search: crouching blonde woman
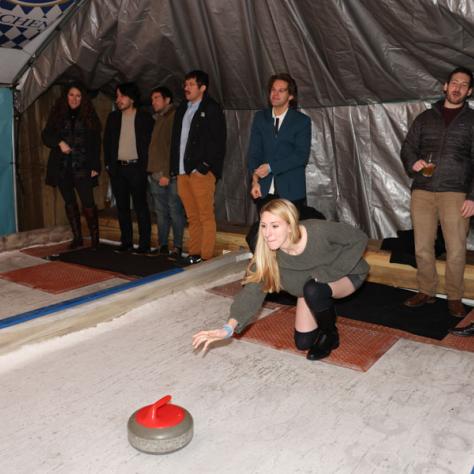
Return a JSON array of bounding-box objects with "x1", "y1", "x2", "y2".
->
[{"x1": 193, "y1": 199, "x2": 370, "y2": 361}]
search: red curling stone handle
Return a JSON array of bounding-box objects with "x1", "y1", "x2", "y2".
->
[
  {"x1": 135, "y1": 395, "x2": 185, "y2": 429},
  {"x1": 151, "y1": 395, "x2": 172, "y2": 419}
]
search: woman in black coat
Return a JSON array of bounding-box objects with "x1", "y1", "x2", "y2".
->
[{"x1": 42, "y1": 83, "x2": 102, "y2": 249}]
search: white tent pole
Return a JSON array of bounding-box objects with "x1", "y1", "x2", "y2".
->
[{"x1": 12, "y1": 0, "x2": 89, "y2": 87}]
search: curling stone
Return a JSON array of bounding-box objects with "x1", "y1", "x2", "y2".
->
[{"x1": 127, "y1": 395, "x2": 193, "y2": 454}]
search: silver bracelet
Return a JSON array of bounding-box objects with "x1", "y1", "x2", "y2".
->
[{"x1": 222, "y1": 324, "x2": 234, "y2": 339}]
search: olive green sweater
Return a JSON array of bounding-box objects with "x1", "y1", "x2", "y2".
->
[{"x1": 230, "y1": 219, "x2": 370, "y2": 333}]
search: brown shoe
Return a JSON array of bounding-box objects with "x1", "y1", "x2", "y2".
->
[
  {"x1": 404, "y1": 292, "x2": 436, "y2": 307},
  {"x1": 447, "y1": 300, "x2": 466, "y2": 318}
]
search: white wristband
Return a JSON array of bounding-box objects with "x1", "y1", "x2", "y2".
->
[{"x1": 222, "y1": 324, "x2": 234, "y2": 339}]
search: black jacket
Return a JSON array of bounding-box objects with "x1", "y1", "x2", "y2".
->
[
  {"x1": 103, "y1": 109, "x2": 154, "y2": 175},
  {"x1": 401, "y1": 100, "x2": 474, "y2": 200},
  {"x1": 42, "y1": 114, "x2": 101, "y2": 187},
  {"x1": 170, "y1": 95, "x2": 226, "y2": 179}
]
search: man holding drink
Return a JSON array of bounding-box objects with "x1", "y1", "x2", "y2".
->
[
  {"x1": 420, "y1": 153, "x2": 435, "y2": 177},
  {"x1": 401, "y1": 66, "x2": 474, "y2": 320}
]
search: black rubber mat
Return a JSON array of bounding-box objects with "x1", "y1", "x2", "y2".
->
[
  {"x1": 335, "y1": 282, "x2": 466, "y2": 340},
  {"x1": 265, "y1": 282, "x2": 466, "y2": 340},
  {"x1": 47, "y1": 244, "x2": 187, "y2": 278}
]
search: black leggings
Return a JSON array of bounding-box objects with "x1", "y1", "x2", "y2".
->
[
  {"x1": 303, "y1": 279, "x2": 333, "y2": 313},
  {"x1": 294, "y1": 280, "x2": 335, "y2": 350},
  {"x1": 58, "y1": 171, "x2": 95, "y2": 208}
]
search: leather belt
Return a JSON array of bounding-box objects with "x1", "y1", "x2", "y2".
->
[{"x1": 119, "y1": 159, "x2": 139, "y2": 166}]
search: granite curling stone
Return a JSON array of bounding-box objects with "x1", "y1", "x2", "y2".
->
[{"x1": 128, "y1": 395, "x2": 193, "y2": 454}]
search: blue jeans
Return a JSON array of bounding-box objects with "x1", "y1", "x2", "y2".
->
[{"x1": 148, "y1": 176, "x2": 186, "y2": 248}]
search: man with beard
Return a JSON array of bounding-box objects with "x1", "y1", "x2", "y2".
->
[
  {"x1": 401, "y1": 66, "x2": 474, "y2": 325},
  {"x1": 148, "y1": 86, "x2": 186, "y2": 259},
  {"x1": 104, "y1": 83, "x2": 154, "y2": 253}
]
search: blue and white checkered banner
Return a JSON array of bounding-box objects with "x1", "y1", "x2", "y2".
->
[{"x1": 0, "y1": 0, "x2": 76, "y2": 49}]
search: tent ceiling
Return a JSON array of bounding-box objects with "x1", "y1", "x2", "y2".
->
[{"x1": 4, "y1": 0, "x2": 472, "y2": 112}]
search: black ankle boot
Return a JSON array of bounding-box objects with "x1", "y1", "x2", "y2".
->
[
  {"x1": 65, "y1": 203, "x2": 83, "y2": 249},
  {"x1": 306, "y1": 329, "x2": 339, "y2": 360},
  {"x1": 306, "y1": 305, "x2": 339, "y2": 361},
  {"x1": 83, "y1": 206, "x2": 99, "y2": 249}
]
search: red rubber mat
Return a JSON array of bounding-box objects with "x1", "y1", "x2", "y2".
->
[
  {"x1": 211, "y1": 280, "x2": 474, "y2": 371},
  {"x1": 0, "y1": 261, "x2": 116, "y2": 294},
  {"x1": 21, "y1": 243, "x2": 73, "y2": 258},
  {"x1": 234, "y1": 307, "x2": 399, "y2": 372}
]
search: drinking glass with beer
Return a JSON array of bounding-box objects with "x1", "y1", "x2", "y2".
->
[{"x1": 422, "y1": 152, "x2": 436, "y2": 177}]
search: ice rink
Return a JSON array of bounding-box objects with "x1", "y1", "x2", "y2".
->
[{"x1": 0, "y1": 257, "x2": 473, "y2": 474}]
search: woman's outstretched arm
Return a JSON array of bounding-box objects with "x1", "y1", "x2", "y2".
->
[{"x1": 192, "y1": 318, "x2": 239, "y2": 354}]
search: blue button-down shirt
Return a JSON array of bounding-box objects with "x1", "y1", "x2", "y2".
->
[{"x1": 179, "y1": 100, "x2": 201, "y2": 174}]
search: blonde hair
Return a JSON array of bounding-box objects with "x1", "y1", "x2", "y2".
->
[{"x1": 244, "y1": 199, "x2": 301, "y2": 292}]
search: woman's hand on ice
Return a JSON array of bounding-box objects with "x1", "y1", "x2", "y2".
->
[{"x1": 192, "y1": 328, "x2": 229, "y2": 354}]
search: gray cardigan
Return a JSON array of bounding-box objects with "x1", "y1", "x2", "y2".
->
[{"x1": 230, "y1": 219, "x2": 370, "y2": 333}]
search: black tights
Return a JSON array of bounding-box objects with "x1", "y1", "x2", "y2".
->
[
  {"x1": 303, "y1": 279, "x2": 333, "y2": 313},
  {"x1": 294, "y1": 280, "x2": 336, "y2": 350},
  {"x1": 58, "y1": 172, "x2": 95, "y2": 208}
]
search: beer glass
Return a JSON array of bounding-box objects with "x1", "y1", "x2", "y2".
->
[{"x1": 422, "y1": 153, "x2": 436, "y2": 177}]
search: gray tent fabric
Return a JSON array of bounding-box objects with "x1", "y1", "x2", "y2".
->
[
  {"x1": 6, "y1": 0, "x2": 474, "y2": 239},
  {"x1": 16, "y1": 0, "x2": 473, "y2": 109},
  {"x1": 215, "y1": 101, "x2": 430, "y2": 238}
]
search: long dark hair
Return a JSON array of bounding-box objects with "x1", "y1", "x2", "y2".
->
[{"x1": 48, "y1": 82, "x2": 101, "y2": 131}]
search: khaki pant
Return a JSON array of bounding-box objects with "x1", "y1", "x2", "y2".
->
[
  {"x1": 178, "y1": 172, "x2": 216, "y2": 260},
  {"x1": 411, "y1": 190, "x2": 470, "y2": 299}
]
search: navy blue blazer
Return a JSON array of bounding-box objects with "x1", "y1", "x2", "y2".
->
[{"x1": 247, "y1": 108, "x2": 311, "y2": 202}]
